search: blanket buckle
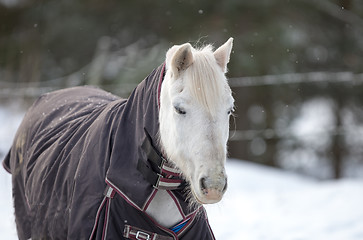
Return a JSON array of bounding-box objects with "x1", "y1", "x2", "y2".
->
[
  {"x1": 153, "y1": 173, "x2": 163, "y2": 189},
  {"x1": 136, "y1": 230, "x2": 150, "y2": 240}
]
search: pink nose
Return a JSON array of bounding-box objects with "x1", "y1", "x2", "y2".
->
[
  {"x1": 200, "y1": 176, "x2": 227, "y2": 200},
  {"x1": 202, "y1": 188, "x2": 223, "y2": 200}
]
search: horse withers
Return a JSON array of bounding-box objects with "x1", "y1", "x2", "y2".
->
[{"x1": 3, "y1": 38, "x2": 234, "y2": 240}]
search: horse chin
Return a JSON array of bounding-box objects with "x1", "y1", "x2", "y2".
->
[
  {"x1": 191, "y1": 188, "x2": 223, "y2": 205},
  {"x1": 196, "y1": 195, "x2": 223, "y2": 205}
]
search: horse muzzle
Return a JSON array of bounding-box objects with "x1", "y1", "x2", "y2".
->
[{"x1": 195, "y1": 173, "x2": 227, "y2": 204}]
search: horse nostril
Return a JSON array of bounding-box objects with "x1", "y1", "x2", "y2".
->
[
  {"x1": 200, "y1": 177, "x2": 207, "y2": 193},
  {"x1": 222, "y1": 179, "x2": 228, "y2": 192},
  {"x1": 200, "y1": 176, "x2": 227, "y2": 195}
]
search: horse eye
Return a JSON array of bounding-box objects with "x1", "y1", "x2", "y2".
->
[{"x1": 174, "y1": 106, "x2": 186, "y2": 115}]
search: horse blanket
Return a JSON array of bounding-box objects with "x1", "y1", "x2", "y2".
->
[{"x1": 3, "y1": 64, "x2": 215, "y2": 240}]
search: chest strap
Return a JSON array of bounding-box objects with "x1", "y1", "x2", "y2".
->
[
  {"x1": 137, "y1": 128, "x2": 186, "y2": 190},
  {"x1": 124, "y1": 225, "x2": 174, "y2": 240}
]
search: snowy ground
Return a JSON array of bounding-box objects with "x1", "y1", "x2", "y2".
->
[
  {"x1": 1, "y1": 104, "x2": 363, "y2": 240},
  {"x1": 206, "y1": 161, "x2": 363, "y2": 240}
]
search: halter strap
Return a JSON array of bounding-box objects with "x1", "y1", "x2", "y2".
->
[{"x1": 137, "y1": 128, "x2": 186, "y2": 190}]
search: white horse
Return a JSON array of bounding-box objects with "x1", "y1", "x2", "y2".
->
[
  {"x1": 147, "y1": 38, "x2": 234, "y2": 227},
  {"x1": 4, "y1": 38, "x2": 234, "y2": 239}
]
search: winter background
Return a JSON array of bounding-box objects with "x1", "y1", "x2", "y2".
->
[
  {"x1": 2, "y1": 0, "x2": 363, "y2": 239},
  {"x1": 1, "y1": 104, "x2": 363, "y2": 239}
]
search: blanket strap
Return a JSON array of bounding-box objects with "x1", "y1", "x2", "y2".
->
[
  {"x1": 137, "y1": 129, "x2": 186, "y2": 190},
  {"x1": 123, "y1": 225, "x2": 174, "y2": 240}
]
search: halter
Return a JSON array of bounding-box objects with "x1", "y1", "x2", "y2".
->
[{"x1": 137, "y1": 128, "x2": 186, "y2": 190}]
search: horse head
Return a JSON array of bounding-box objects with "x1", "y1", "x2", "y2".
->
[{"x1": 159, "y1": 38, "x2": 234, "y2": 204}]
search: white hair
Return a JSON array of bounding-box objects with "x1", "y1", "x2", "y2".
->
[{"x1": 184, "y1": 45, "x2": 229, "y2": 117}]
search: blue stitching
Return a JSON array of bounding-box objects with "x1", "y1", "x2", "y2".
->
[{"x1": 170, "y1": 219, "x2": 189, "y2": 233}]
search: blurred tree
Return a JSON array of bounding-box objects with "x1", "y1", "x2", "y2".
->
[
  {"x1": 1, "y1": 0, "x2": 363, "y2": 179},
  {"x1": 1, "y1": 0, "x2": 363, "y2": 83}
]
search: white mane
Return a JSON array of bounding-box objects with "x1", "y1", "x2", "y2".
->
[{"x1": 184, "y1": 45, "x2": 229, "y2": 116}]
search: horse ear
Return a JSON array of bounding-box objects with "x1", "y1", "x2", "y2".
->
[
  {"x1": 167, "y1": 43, "x2": 193, "y2": 77},
  {"x1": 214, "y1": 38, "x2": 233, "y2": 73}
]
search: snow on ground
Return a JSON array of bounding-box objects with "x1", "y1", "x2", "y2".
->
[
  {"x1": 206, "y1": 160, "x2": 363, "y2": 240},
  {"x1": 1, "y1": 104, "x2": 363, "y2": 240},
  {"x1": 0, "y1": 104, "x2": 24, "y2": 240}
]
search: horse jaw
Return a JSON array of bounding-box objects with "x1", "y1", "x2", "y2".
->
[{"x1": 159, "y1": 38, "x2": 233, "y2": 205}]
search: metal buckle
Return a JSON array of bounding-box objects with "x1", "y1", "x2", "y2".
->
[
  {"x1": 153, "y1": 173, "x2": 163, "y2": 189},
  {"x1": 136, "y1": 230, "x2": 150, "y2": 240},
  {"x1": 158, "y1": 156, "x2": 166, "y2": 172}
]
